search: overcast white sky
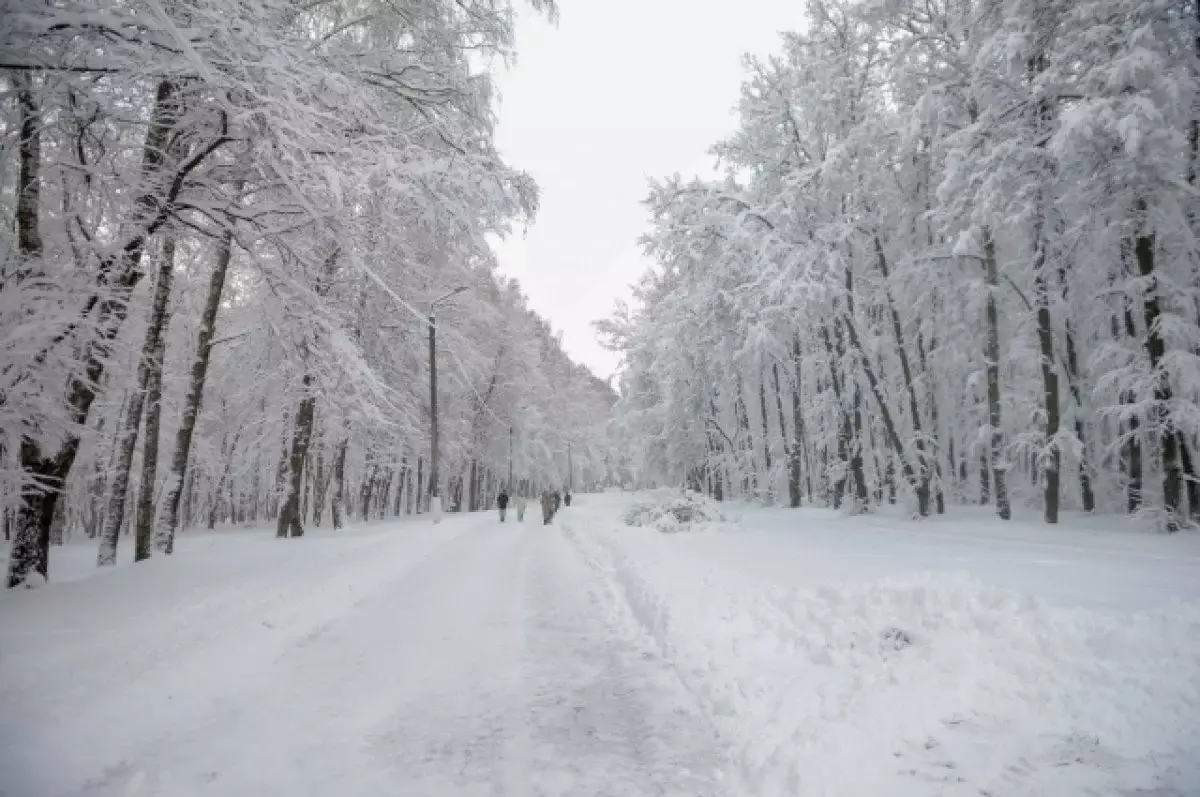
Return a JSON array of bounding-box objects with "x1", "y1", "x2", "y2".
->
[{"x1": 490, "y1": 0, "x2": 806, "y2": 384}]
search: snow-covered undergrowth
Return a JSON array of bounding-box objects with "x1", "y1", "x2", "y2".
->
[
  {"x1": 622, "y1": 489, "x2": 728, "y2": 532},
  {"x1": 568, "y1": 497, "x2": 1200, "y2": 796}
]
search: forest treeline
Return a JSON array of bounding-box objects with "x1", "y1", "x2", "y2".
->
[{"x1": 600, "y1": 0, "x2": 1200, "y2": 529}]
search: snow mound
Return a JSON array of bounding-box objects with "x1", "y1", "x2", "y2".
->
[
  {"x1": 623, "y1": 491, "x2": 726, "y2": 532},
  {"x1": 584, "y1": 531, "x2": 1200, "y2": 797},
  {"x1": 13, "y1": 571, "x2": 47, "y2": 590}
]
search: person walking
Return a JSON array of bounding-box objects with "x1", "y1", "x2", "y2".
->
[
  {"x1": 553, "y1": 490, "x2": 562, "y2": 513},
  {"x1": 497, "y1": 488, "x2": 509, "y2": 522},
  {"x1": 541, "y1": 489, "x2": 554, "y2": 525},
  {"x1": 515, "y1": 493, "x2": 527, "y2": 522},
  {"x1": 563, "y1": 490, "x2": 572, "y2": 507}
]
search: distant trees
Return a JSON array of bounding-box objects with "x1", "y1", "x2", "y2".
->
[{"x1": 604, "y1": 0, "x2": 1200, "y2": 529}]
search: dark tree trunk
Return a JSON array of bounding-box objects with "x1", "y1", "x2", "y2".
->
[
  {"x1": 1134, "y1": 205, "x2": 1183, "y2": 530},
  {"x1": 312, "y1": 445, "x2": 328, "y2": 527},
  {"x1": 850, "y1": 384, "x2": 869, "y2": 509},
  {"x1": 5, "y1": 77, "x2": 48, "y2": 585},
  {"x1": 758, "y1": 374, "x2": 773, "y2": 474},
  {"x1": 415, "y1": 456, "x2": 425, "y2": 514},
  {"x1": 132, "y1": 237, "x2": 176, "y2": 561},
  {"x1": 819, "y1": 325, "x2": 850, "y2": 509},
  {"x1": 872, "y1": 237, "x2": 930, "y2": 516},
  {"x1": 10, "y1": 79, "x2": 218, "y2": 586},
  {"x1": 359, "y1": 462, "x2": 378, "y2": 522},
  {"x1": 915, "y1": 327, "x2": 945, "y2": 515},
  {"x1": 468, "y1": 459, "x2": 479, "y2": 512},
  {"x1": 982, "y1": 230, "x2": 1010, "y2": 519},
  {"x1": 277, "y1": 376, "x2": 316, "y2": 538},
  {"x1": 154, "y1": 225, "x2": 235, "y2": 554},
  {"x1": 331, "y1": 436, "x2": 349, "y2": 528},
  {"x1": 772, "y1": 360, "x2": 801, "y2": 507},
  {"x1": 980, "y1": 452, "x2": 991, "y2": 505}
]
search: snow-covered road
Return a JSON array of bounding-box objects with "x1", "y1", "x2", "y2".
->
[
  {"x1": 3, "y1": 493, "x2": 1198, "y2": 797},
  {"x1": 0, "y1": 511, "x2": 728, "y2": 797}
]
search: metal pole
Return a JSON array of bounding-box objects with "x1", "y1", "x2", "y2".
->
[
  {"x1": 429, "y1": 312, "x2": 440, "y2": 519},
  {"x1": 508, "y1": 426, "x2": 514, "y2": 489},
  {"x1": 568, "y1": 441, "x2": 573, "y2": 492}
]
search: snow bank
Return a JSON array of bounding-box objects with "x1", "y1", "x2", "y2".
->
[
  {"x1": 622, "y1": 490, "x2": 728, "y2": 533},
  {"x1": 567, "y1": 499, "x2": 1200, "y2": 797}
]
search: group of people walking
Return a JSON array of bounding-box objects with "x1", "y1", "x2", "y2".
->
[{"x1": 495, "y1": 487, "x2": 571, "y2": 525}]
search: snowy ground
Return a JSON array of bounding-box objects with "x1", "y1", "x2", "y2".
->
[{"x1": 1, "y1": 494, "x2": 1198, "y2": 796}]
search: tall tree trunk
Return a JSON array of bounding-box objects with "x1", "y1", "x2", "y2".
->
[
  {"x1": 979, "y1": 452, "x2": 991, "y2": 505},
  {"x1": 819, "y1": 325, "x2": 850, "y2": 508},
  {"x1": 982, "y1": 230, "x2": 1011, "y2": 519},
  {"x1": 331, "y1": 436, "x2": 349, "y2": 528},
  {"x1": 850, "y1": 383, "x2": 869, "y2": 509},
  {"x1": 758, "y1": 373, "x2": 773, "y2": 475},
  {"x1": 132, "y1": 237, "x2": 176, "y2": 561},
  {"x1": 772, "y1": 360, "x2": 801, "y2": 507},
  {"x1": 13, "y1": 71, "x2": 43, "y2": 277},
  {"x1": 1134, "y1": 203, "x2": 1183, "y2": 531},
  {"x1": 415, "y1": 456, "x2": 424, "y2": 514},
  {"x1": 872, "y1": 237, "x2": 930, "y2": 516},
  {"x1": 915, "y1": 327, "x2": 945, "y2": 514},
  {"x1": 406, "y1": 460, "x2": 416, "y2": 515},
  {"x1": 1058, "y1": 258, "x2": 1095, "y2": 513},
  {"x1": 277, "y1": 375, "x2": 316, "y2": 539},
  {"x1": 98, "y1": 388, "x2": 151, "y2": 564},
  {"x1": 312, "y1": 445, "x2": 328, "y2": 527},
  {"x1": 359, "y1": 462, "x2": 378, "y2": 522},
  {"x1": 1035, "y1": 264, "x2": 1061, "y2": 525},
  {"x1": 5, "y1": 75, "x2": 52, "y2": 587},
  {"x1": 376, "y1": 468, "x2": 391, "y2": 516},
  {"x1": 154, "y1": 225, "x2": 234, "y2": 554},
  {"x1": 1028, "y1": 52, "x2": 1061, "y2": 524},
  {"x1": 468, "y1": 459, "x2": 479, "y2": 512},
  {"x1": 398, "y1": 460, "x2": 412, "y2": 516}
]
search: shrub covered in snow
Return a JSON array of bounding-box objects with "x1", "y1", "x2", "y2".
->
[{"x1": 623, "y1": 491, "x2": 726, "y2": 532}]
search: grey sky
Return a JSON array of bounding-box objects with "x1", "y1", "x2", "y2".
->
[{"x1": 491, "y1": 0, "x2": 805, "y2": 384}]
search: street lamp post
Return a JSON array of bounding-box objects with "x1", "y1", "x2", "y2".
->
[{"x1": 428, "y1": 286, "x2": 468, "y2": 522}]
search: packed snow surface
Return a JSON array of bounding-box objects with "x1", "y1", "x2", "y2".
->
[{"x1": 2, "y1": 494, "x2": 1198, "y2": 796}]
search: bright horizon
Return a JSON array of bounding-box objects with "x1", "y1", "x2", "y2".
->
[{"x1": 490, "y1": 0, "x2": 807, "y2": 385}]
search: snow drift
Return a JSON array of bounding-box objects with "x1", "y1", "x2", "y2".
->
[
  {"x1": 622, "y1": 490, "x2": 727, "y2": 533},
  {"x1": 568, "y1": 508, "x2": 1200, "y2": 797}
]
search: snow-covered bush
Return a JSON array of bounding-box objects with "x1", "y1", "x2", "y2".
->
[{"x1": 623, "y1": 491, "x2": 725, "y2": 533}]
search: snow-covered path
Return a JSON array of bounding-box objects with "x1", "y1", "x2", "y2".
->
[
  {"x1": 4, "y1": 493, "x2": 1199, "y2": 797},
  {"x1": 0, "y1": 513, "x2": 727, "y2": 797}
]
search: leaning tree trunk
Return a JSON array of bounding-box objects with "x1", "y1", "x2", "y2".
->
[
  {"x1": 96, "y1": 241, "x2": 173, "y2": 566},
  {"x1": 9, "y1": 79, "x2": 216, "y2": 587},
  {"x1": 1058, "y1": 247, "x2": 1096, "y2": 513},
  {"x1": 277, "y1": 375, "x2": 316, "y2": 538},
  {"x1": 837, "y1": 310, "x2": 921, "y2": 503},
  {"x1": 131, "y1": 236, "x2": 176, "y2": 561},
  {"x1": 872, "y1": 237, "x2": 930, "y2": 516},
  {"x1": 982, "y1": 230, "x2": 1011, "y2": 520},
  {"x1": 154, "y1": 226, "x2": 234, "y2": 554}
]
